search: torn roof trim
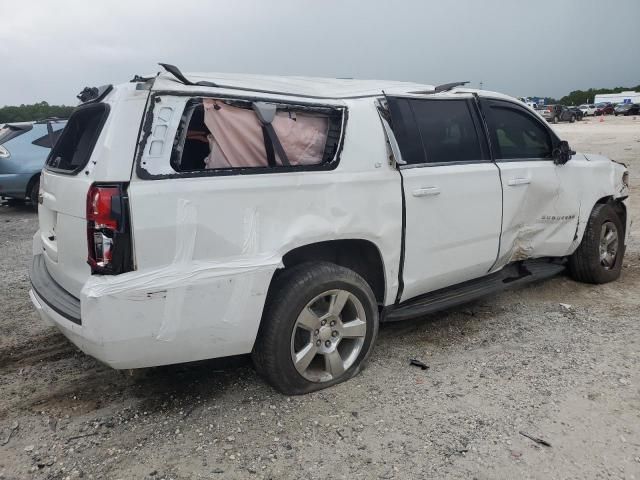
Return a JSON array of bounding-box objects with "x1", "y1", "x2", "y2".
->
[
  {"x1": 151, "y1": 71, "x2": 435, "y2": 100},
  {"x1": 148, "y1": 73, "x2": 518, "y2": 105}
]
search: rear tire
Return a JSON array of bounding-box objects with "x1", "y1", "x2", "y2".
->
[
  {"x1": 4, "y1": 198, "x2": 25, "y2": 207},
  {"x1": 28, "y1": 178, "x2": 40, "y2": 210},
  {"x1": 253, "y1": 262, "x2": 379, "y2": 395},
  {"x1": 569, "y1": 203, "x2": 625, "y2": 284}
]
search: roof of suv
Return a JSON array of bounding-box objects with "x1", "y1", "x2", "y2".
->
[
  {"x1": 147, "y1": 70, "x2": 519, "y2": 105},
  {"x1": 152, "y1": 71, "x2": 436, "y2": 99}
]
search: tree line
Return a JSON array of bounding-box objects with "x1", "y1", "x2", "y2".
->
[
  {"x1": 558, "y1": 84, "x2": 640, "y2": 106},
  {"x1": 0, "y1": 101, "x2": 75, "y2": 123}
]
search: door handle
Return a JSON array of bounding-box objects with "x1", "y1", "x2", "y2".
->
[
  {"x1": 507, "y1": 177, "x2": 531, "y2": 186},
  {"x1": 412, "y1": 186, "x2": 441, "y2": 197}
]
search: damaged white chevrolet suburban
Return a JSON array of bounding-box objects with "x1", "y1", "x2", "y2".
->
[{"x1": 29, "y1": 65, "x2": 630, "y2": 394}]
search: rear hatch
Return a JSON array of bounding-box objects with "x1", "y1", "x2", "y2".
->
[
  {"x1": 37, "y1": 83, "x2": 150, "y2": 297},
  {"x1": 0, "y1": 123, "x2": 34, "y2": 160},
  {"x1": 0, "y1": 122, "x2": 33, "y2": 145}
]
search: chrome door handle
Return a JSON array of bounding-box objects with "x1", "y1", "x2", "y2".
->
[
  {"x1": 412, "y1": 186, "x2": 441, "y2": 197},
  {"x1": 507, "y1": 177, "x2": 531, "y2": 186}
]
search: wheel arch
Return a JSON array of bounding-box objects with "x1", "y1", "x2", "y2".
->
[
  {"x1": 277, "y1": 239, "x2": 387, "y2": 306},
  {"x1": 574, "y1": 195, "x2": 628, "y2": 251},
  {"x1": 594, "y1": 195, "x2": 627, "y2": 234},
  {"x1": 25, "y1": 172, "x2": 41, "y2": 200}
]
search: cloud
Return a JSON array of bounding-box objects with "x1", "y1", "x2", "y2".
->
[{"x1": 1, "y1": 0, "x2": 639, "y2": 106}]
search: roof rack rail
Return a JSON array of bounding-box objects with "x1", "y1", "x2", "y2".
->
[
  {"x1": 159, "y1": 63, "x2": 219, "y2": 88},
  {"x1": 409, "y1": 81, "x2": 470, "y2": 95},
  {"x1": 434, "y1": 81, "x2": 470, "y2": 93}
]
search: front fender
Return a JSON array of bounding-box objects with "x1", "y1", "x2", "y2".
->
[{"x1": 569, "y1": 154, "x2": 629, "y2": 252}]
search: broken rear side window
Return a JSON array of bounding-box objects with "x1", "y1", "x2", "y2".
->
[
  {"x1": 171, "y1": 98, "x2": 343, "y2": 173},
  {"x1": 46, "y1": 103, "x2": 109, "y2": 174}
]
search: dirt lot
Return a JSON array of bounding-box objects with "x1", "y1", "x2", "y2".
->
[{"x1": 1, "y1": 115, "x2": 639, "y2": 480}]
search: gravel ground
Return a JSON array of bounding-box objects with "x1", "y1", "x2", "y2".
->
[{"x1": 0, "y1": 115, "x2": 639, "y2": 480}]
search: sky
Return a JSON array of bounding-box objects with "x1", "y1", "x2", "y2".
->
[{"x1": 1, "y1": 0, "x2": 639, "y2": 106}]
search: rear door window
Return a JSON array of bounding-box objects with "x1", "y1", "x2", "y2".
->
[
  {"x1": 46, "y1": 104, "x2": 109, "y2": 174},
  {"x1": 386, "y1": 97, "x2": 488, "y2": 165}
]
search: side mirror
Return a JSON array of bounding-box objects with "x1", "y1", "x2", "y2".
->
[{"x1": 553, "y1": 140, "x2": 575, "y2": 165}]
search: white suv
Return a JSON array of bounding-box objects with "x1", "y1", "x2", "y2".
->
[
  {"x1": 579, "y1": 104, "x2": 597, "y2": 116},
  {"x1": 29, "y1": 65, "x2": 630, "y2": 394}
]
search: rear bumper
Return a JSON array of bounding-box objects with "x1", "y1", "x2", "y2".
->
[
  {"x1": 30, "y1": 254, "x2": 81, "y2": 324},
  {"x1": 29, "y1": 252, "x2": 279, "y2": 369}
]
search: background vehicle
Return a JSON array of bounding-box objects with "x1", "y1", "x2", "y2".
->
[
  {"x1": 595, "y1": 103, "x2": 614, "y2": 115},
  {"x1": 538, "y1": 104, "x2": 577, "y2": 123},
  {"x1": 614, "y1": 103, "x2": 640, "y2": 116},
  {"x1": 29, "y1": 68, "x2": 629, "y2": 395},
  {"x1": 567, "y1": 106, "x2": 584, "y2": 120},
  {"x1": 0, "y1": 118, "x2": 66, "y2": 205},
  {"x1": 579, "y1": 104, "x2": 597, "y2": 116}
]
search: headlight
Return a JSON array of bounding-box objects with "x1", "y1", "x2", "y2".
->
[
  {"x1": 0, "y1": 145, "x2": 9, "y2": 158},
  {"x1": 622, "y1": 171, "x2": 629, "y2": 188}
]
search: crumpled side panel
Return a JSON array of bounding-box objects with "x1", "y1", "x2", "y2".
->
[{"x1": 80, "y1": 199, "x2": 282, "y2": 355}]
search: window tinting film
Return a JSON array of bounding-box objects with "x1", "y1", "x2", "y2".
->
[
  {"x1": 409, "y1": 99, "x2": 484, "y2": 163},
  {"x1": 46, "y1": 104, "x2": 109, "y2": 173},
  {"x1": 386, "y1": 97, "x2": 425, "y2": 165},
  {"x1": 488, "y1": 104, "x2": 552, "y2": 159}
]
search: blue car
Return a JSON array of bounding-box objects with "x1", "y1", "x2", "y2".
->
[{"x1": 0, "y1": 118, "x2": 67, "y2": 206}]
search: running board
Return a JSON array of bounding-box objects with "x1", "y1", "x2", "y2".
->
[{"x1": 383, "y1": 259, "x2": 565, "y2": 322}]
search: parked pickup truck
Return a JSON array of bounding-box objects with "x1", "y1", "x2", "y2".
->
[{"x1": 29, "y1": 65, "x2": 630, "y2": 394}]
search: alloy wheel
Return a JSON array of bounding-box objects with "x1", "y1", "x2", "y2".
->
[{"x1": 290, "y1": 289, "x2": 367, "y2": 383}]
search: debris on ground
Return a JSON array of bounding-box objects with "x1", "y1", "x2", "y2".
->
[
  {"x1": 1, "y1": 421, "x2": 19, "y2": 446},
  {"x1": 409, "y1": 358, "x2": 429, "y2": 370},
  {"x1": 519, "y1": 430, "x2": 552, "y2": 447}
]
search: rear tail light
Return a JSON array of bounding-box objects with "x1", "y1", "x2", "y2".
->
[
  {"x1": 0, "y1": 145, "x2": 10, "y2": 158},
  {"x1": 86, "y1": 183, "x2": 133, "y2": 275}
]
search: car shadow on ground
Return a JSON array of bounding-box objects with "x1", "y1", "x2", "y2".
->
[{"x1": 0, "y1": 199, "x2": 37, "y2": 213}]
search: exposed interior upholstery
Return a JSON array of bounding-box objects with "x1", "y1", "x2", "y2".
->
[{"x1": 178, "y1": 99, "x2": 330, "y2": 170}]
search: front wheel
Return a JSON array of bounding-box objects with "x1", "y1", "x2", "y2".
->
[
  {"x1": 570, "y1": 115, "x2": 576, "y2": 123},
  {"x1": 553, "y1": 115, "x2": 559, "y2": 124},
  {"x1": 253, "y1": 262, "x2": 379, "y2": 394},
  {"x1": 569, "y1": 203, "x2": 625, "y2": 284}
]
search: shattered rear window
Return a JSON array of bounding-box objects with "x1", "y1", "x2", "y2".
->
[{"x1": 171, "y1": 98, "x2": 343, "y2": 173}]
